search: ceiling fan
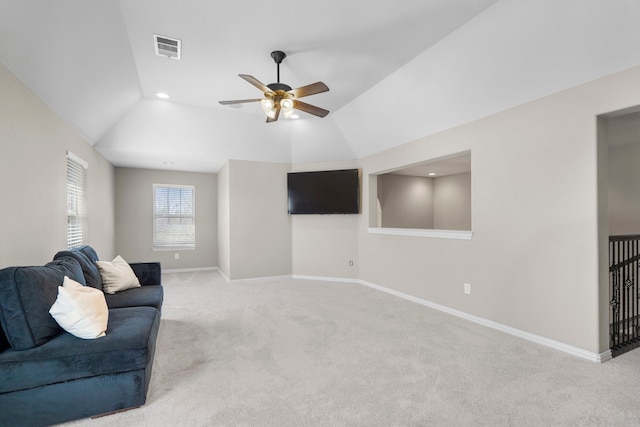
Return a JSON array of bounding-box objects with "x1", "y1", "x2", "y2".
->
[{"x1": 219, "y1": 50, "x2": 329, "y2": 123}]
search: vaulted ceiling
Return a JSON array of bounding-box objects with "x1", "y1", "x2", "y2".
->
[{"x1": 2, "y1": 1, "x2": 640, "y2": 173}]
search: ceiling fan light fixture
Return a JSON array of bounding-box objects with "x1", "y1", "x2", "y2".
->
[
  {"x1": 281, "y1": 98, "x2": 294, "y2": 110},
  {"x1": 261, "y1": 98, "x2": 276, "y2": 117},
  {"x1": 281, "y1": 98, "x2": 295, "y2": 118}
]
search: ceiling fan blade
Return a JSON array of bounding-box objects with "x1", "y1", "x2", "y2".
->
[
  {"x1": 218, "y1": 98, "x2": 262, "y2": 105},
  {"x1": 266, "y1": 104, "x2": 281, "y2": 123},
  {"x1": 288, "y1": 81, "x2": 329, "y2": 99},
  {"x1": 239, "y1": 74, "x2": 273, "y2": 94},
  {"x1": 294, "y1": 100, "x2": 329, "y2": 118}
]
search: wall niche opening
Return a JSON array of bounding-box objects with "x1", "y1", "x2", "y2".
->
[{"x1": 369, "y1": 151, "x2": 471, "y2": 236}]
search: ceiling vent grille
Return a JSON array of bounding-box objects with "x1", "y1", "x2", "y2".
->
[{"x1": 154, "y1": 34, "x2": 181, "y2": 60}]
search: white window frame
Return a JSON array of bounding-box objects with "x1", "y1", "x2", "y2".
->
[
  {"x1": 66, "y1": 151, "x2": 88, "y2": 249},
  {"x1": 153, "y1": 184, "x2": 196, "y2": 251}
]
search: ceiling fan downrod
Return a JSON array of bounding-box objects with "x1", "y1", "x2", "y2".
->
[
  {"x1": 267, "y1": 51, "x2": 291, "y2": 92},
  {"x1": 271, "y1": 50, "x2": 286, "y2": 83}
]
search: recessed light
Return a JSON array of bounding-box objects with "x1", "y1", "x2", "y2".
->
[
  {"x1": 156, "y1": 92, "x2": 170, "y2": 99},
  {"x1": 163, "y1": 161, "x2": 175, "y2": 165},
  {"x1": 428, "y1": 172, "x2": 436, "y2": 176}
]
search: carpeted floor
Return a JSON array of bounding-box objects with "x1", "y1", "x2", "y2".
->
[{"x1": 64, "y1": 271, "x2": 640, "y2": 426}]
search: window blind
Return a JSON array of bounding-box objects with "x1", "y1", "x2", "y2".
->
[
  {"x1": 153, "y1": 184, "x2": 195, "y2": 249},
  {"x1": 66, "y1": 152, "x2": 88, "y2": 249}
]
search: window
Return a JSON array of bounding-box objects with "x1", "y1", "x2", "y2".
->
[
  {"x1": 153, "y1": 184, "x2": 195, "y2": 250},
  {"x1": 67, "y1": 151, "x2": 88, "y2": 249}
]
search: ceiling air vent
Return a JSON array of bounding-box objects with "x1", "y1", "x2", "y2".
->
[{"x1": 154, "y1": 34, "x2": 181, "y2": 60}]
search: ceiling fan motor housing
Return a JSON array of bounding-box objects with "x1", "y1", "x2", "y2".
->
[{"x1": 267, "y1": 82, "x2": 292, "y2": 92}]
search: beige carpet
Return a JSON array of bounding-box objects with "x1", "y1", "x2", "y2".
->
[{"x1": 64, "y1": 271, "x2": 640, "y2": 426}]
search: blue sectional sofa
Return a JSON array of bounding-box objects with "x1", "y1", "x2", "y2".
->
[{"x1": 0, "y1": 246, "x2": 163, "y2": 426}]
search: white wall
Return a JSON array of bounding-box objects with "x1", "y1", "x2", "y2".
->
[
  {"x1": 355, "y1": 66, "x2": 640, "y2": 355},
  {"x1": 0, "y1": 63, "x2": 114, "y2": 267},
  {"x1": 114, "y1": 167, "x2": 218, "y2": 269}
]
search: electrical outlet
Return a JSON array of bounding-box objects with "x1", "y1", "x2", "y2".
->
[
  {"x1": 349, "y1": 260, "x2": 354, "y2": 267},
  {"x1": 464, "y1": 283, "x2": 471, "y2": 295},
  {"x1": 174, "y1": 253, "x2": 180, "y2": 260}
]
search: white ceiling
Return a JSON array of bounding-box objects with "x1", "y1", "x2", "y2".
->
[{"x1": 2, "y1": 1, "x2": 640, "y2": 173}]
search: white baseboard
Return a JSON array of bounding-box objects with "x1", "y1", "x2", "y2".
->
[
  {"x1": 162, "y1": 266, "x2": 218, "y2": 274},
  {"x1": 292, "y1": 274, "x2": 360, "y2": 284},
  {"x1": 228, "y1": 274, "x2": 293, "y2": 284},
  {"x1": 294, "y1": 274, "x2": 611, "y2": 363}
]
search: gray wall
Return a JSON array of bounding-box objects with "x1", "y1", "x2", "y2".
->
[
  {"x1": 608, "y1": 142, "x2": 640, "y2": 235},
  {"x1": 291, "y1": 160, "x2": 360, "y2": 280},
  {"x1": 378, "y1": 174, "x2": 434, "y2": 229},
  {"x1": 217, "y1": 162, "x2": 230, "y2": 278},
  {"x1": 223, "y1": 159, "x2": 292, "y2": 280},
  {"x1": 0, "y1": 63, "x2": 115, "y2": 267},
  {"x1": 377, "y1": 172, "x2": 471, "y2": 230},
  {"x1": 434, "y1": 172, "x2": 472, "y2": 230},
  {"x1": 114, "y1": 167, "x2": 218, "y2": 270}
]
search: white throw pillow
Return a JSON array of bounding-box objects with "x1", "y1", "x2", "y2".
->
[
  {"x1": 96, "y1": 255, "x2": 141, "y2": 294},
  {"x1": 49, "y1": 276, "x2": 108, "y2": 339}
]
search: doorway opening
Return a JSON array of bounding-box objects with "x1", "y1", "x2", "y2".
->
[{"x1": 599, "y1": 107, "x2": 640, "y2": 356}]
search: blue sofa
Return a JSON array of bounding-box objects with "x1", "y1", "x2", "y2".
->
[{"x1": 0, "y1": 246, "x2": 163, "y2": 426}]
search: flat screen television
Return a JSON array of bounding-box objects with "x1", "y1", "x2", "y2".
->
[{"x1": 287, "y1": 169, "x2": 360, "y2": 214}]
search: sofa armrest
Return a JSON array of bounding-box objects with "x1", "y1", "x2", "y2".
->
[{"x1": 129, "y1": 262, "x2": 162, "y2": 286}]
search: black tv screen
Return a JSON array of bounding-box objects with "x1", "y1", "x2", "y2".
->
[{"x1": 288, "y1": 169, "x2": 360, "y2": 214}]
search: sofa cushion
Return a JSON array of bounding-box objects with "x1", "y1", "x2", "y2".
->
[
  {"x1": 129, "y1": 262, "x2": 162, "y2": 286},
  {"x1": 0, "y1": 306, "x2": 160, "y2": 394},
  {"x1": 0, "y1": 257, "x2": 85, "y2": 350},
  {"x1": 53, "y1": 246, "x2": 102, "y2": 290},
  {"x1": 104, "y1": 285, "x2": 164, "y2": 312},
  {"x1": 49, "y1": 276, "x2": 109, "y2": 339},
  {"x1": 0, "y1": 327, "x2": 9, "y2": 352}
]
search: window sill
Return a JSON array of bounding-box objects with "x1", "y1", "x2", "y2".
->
[
  {"x1": 153, "y1": 247, "x2": 196, "y2": 251},
  {"x1": 367, "y1": 227, "x2": 472, "y2": 240}
]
